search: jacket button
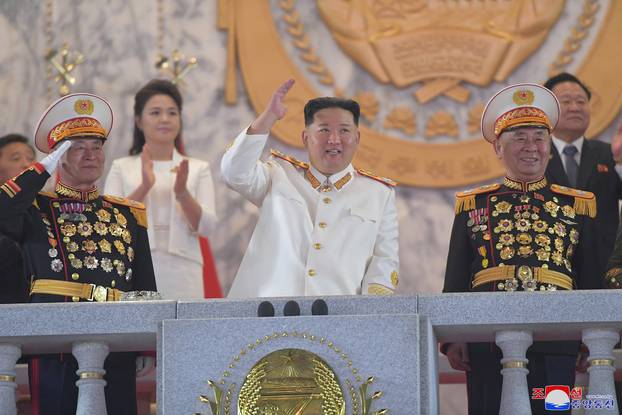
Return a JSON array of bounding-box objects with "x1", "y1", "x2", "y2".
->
[
  {"x1": 323, "y1": 197, "x2": 332, "y2": 204},
  {"x1": 318, "y1": 222, "x2": 327, "y2": 228},
  {"x1": 313, "y1": 243, "x2": 322, "y2": 250},
  {"x1": 308, "y1": 269, "x2": 316, "y2": 277}
]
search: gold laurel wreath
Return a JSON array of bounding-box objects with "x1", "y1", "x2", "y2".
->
[
  {"x1": 548, "y1": 0, "x2": 599, "y2": 76},
  {"x1": 237, "y1": 361, "x2": 269, "y2": 415},
  {"x1": 313, "y1": 357, "x2": 346, "y2": 415},
  {"x1": 279, "y1": 0, "x2": 334, "y2": 86}
]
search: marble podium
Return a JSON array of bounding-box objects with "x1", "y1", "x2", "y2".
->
[{"x1": 159, "y1": 296, "x2": 430, "y2": 414}]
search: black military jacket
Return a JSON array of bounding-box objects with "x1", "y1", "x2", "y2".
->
[
  {"x1": 547, "y1": 139, "x2": 622, "y2": 272},
  {"x1": 0, "y1": 163, "x2": 156, "y2": 302},
  {"x1": 443, "y1": 176, "x2": 602, "y2": 293}
]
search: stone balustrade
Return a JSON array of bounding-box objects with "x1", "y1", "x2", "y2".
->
[{"x1": 0, "y1": 291, "x2": 620, "y2": 414}]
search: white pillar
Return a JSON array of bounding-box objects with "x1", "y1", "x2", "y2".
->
[
  {"x1": 583, "y1": 328, "x2": 619, "y2": 415},
  {"x1": 0, "y1": 344, "x2": 21, "y2": 415},
  {"x1": 496, "y1": 330, "x2": 533, "y2": 415},
  {"x1": 73, "y1": 342, "x2": 109, "y2": 415}
]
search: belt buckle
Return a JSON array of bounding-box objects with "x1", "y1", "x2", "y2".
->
[
  {"x1": 88, "y1": 284, "x2": 108, "y2": 302},
  {"x1": 516, "y1": 265, "x2": 538, "y2": 291},
  {"x1": 516, "y1": 265, "x2": 533, "y2": 282}
]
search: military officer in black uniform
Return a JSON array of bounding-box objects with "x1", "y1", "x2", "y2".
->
[
  {"x1": 0, "y1": 93, "x2": 156, "y2": 415},
  {"x1": 442, "y1": 83, "x2": 602, "y2": 415},
  {"x1": 0, "y1": 133, "x2": 35, "y2": 304}
]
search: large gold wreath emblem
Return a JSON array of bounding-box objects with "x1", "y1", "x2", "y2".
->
[
  {"x1": 317, "y1": 0, "x2": 563, "y2": 102},
  {"x1": 196, "y1": 333, "x2": 388, "y2": 415},
  {"x1": 220, "y1": 0, "x2": 622, "y2": 187}
]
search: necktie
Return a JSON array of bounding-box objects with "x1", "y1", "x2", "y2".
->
[
  {"x1": 319, "y1": 177, "x2": 333, "y2": 193},
  {"x1": 562, "y1": 144, "x2": 579, "y2": 187}
]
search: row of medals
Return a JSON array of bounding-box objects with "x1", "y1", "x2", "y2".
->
[
  {"x1": 43, "y1": 204, "x2": 134, "y2": 285},
  {"x1": 469, "y1": 194, "x2": 580, "y2": 274}
]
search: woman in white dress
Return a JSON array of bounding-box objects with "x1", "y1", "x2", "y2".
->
[{"x1": 104, "y1": 79, "x2": 216, "y2": 299}]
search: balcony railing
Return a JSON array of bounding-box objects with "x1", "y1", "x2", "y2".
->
[{"x1": 0, "y1": 291, "x2": 619, "y2": 414}]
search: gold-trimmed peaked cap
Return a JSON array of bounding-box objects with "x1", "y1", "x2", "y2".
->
[
  {"x1": 481, "y1": 83, "x2": 559, "y2": 143},
  {"x1": 34, "y1": 93, "x2": 113, "y2": 153}
]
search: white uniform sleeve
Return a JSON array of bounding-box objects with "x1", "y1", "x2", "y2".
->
[
  {"x1": 220, "y1": 127, "x2": 272, "y2": 206},
  {"x1": 362, "y1": 188, "x2": 400, "y2": 295},
  {"x1": 103, "y1": 159, "x2": 126, "y2": 197},
  {"x1": 195, "y1": 161, "x2": 217, "y2": 236}
]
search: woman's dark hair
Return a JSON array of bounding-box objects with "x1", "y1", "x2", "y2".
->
[{"x1": 129, "y1": 79, "x2": 186, "y2": 155}]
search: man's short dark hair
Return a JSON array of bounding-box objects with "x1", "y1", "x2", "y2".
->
[
  {"x1": 304, "y1": 97, "x2": 360, "y2": 126},
  {"x1": 544, "y1": 72, "x2": 592, "y2": 101},
  {"x1": 0, "y1": 134, "x2": 34, "y2": 154}
]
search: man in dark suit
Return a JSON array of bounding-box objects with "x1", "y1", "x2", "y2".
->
[{"x1": 544, "y1": 73, "x2": 622, "y2": 271}]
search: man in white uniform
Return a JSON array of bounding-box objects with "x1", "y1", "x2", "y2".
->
[{"x1": 222, "y1": 79, "x2": 399, "y2": 298}]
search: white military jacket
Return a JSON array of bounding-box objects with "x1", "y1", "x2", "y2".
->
[{"x1": 221, "y1": 129, "x2": 399, "y2": 298}]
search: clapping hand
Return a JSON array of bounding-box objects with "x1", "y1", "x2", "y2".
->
[
  {"x1": 140, "y1": 144, "x2": 156, "y2": 190},
  {"x1": 174, "y1": 159, "x2": 190, "y2": 200}
]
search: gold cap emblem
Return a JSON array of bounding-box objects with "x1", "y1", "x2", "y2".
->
[
  {"x1": 512, "y1": 90, "x2": 534, "y2": 105},
  {"x1": 74, "y1": 99, "x2": 94, "y2": 115}
]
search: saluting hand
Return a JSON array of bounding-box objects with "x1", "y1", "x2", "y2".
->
[
  {"x1": 173, "y1": 158, "x2": 190, "y2": 200},
  {"x1": 40, "y1": 140, "x2": 73, "y2": 174},
  {"x1": 248, "y1": 79, "x2": 295, "y2": 135}
]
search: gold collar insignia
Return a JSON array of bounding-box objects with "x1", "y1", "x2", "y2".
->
[
  {"x1": 55, "y1": 181, "x2": 99, "y2": 201},
  {"x1": 503, "y1": 176, "x2": 547, "y2": 192}
]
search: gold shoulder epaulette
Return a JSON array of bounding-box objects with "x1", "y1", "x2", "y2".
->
[
  {"x1": 455, "y1": 183, "x2": 500, "y2": 214},
  {"x1": 103, "y1": 195, "x2": 146, "y2": 210},
  {"x1": 38, "y1": 191, "x2": 58, "y2": 199},
  {"x1": 356, "y1": 168, "x2": 397, "y2": 187},
  {"x1": 104, "y1": 195, "x2": 148, "y2": 228},
  {"x1": 33, "y1": 191, "x2": 58, "y2": 209},
  {"x1": 550, "y1": 184, "x2": 596, "y2": 218},
  {"x1": 270, "y1": 149, "x2": 308, "y2": 169}
]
